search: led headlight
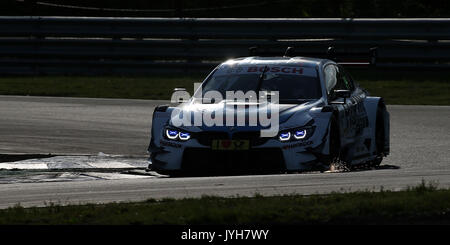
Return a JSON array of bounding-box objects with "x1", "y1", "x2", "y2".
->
[
  {"x1": 179, "y1": 132, "x2": 191, "y2": 141},
  {"x1": 294, "y1": 129, "x2": 307, "y2": 139},
  {"x1": 278, "y1": 127, "x2": 313, "y2": 142},
  {"x1": 165, "y1": 129, "x2": 179, "y2": 140},
  {"x1": 279, "y1": 132, "x2": 291, "y2": 141}
]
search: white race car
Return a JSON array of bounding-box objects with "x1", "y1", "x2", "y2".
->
[{"x1": 148, "y1": 49, "x2": 389, "y2": 176}]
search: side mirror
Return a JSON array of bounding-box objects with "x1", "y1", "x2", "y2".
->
[
  {"x1": 172, "y1": 87, "x2": 188, "y2": 103},
  {"x1": 331, "y1": 89, "x2": 351, "y2": 104},
  {"x1": 174, "y1": 87, "x2": 186, "y2": 92},
  {"x1": 334, "y1": 90, "x2": 351, "y2": 98}
]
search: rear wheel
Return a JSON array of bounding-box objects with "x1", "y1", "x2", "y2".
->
[{"x1": 372, "y1": 105, "x2": 386, "y2": 167}]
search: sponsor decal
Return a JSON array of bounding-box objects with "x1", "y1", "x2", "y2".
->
[
  {"x1": 211, "y1": 139, "x2": 250, "y2": 150},
  {"x1": 160, "y1": 139, "x2": 182, "y2": 148},
  {"x1": 282, "y1": 140, "x2": 313, "y2": 149},
  {"x1": 215, "y1": 65, "x2": 317, "y2": 77},
  {"x1": 247, "y1": 66, "x2": 303, "y2": 75}
]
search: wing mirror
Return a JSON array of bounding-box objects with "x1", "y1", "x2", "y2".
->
[
  {"x1": 172, "y1": 88, "x2": 188, "y2": 103},
  {"x1": 174, "y1": 87, "x2": 186, "y2": 92},
  {"x1": 331, "y1": 89, "x2": 351, "y2": 104},
  {"x1": 334, "y1": 90, "x2": 351, "y2": 98}
]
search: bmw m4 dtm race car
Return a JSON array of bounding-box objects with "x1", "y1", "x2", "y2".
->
[{"x1": 148, "y1": 47, "x2": 390, "y2": 176}]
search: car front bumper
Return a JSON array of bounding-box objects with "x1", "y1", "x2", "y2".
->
[{"x1": 149, "y1": 128, "x2": 330, "y2": 172}]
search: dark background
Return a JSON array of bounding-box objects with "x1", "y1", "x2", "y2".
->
[{"x1": 2, "y1": 0, "x2": 450, "y2": 18}]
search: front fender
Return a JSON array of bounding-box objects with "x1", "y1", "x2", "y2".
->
[
  {"x1": 364, "y1": 96, "x2": 390, "y2": 155},
  {"x1": 148, "y1": 105, "x2": 173, "y2": 153}
]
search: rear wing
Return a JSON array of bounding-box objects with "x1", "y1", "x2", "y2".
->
[
  {"x1": 249, "y1": 46, "x2": 378, "y2": 67},
  {"x1": 326, "y1": 46, "x2": 378, "y2": 67}
]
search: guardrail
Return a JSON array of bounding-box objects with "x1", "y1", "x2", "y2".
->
[{"x1": 0, "y1": 17, "x2": 449, "y2": 75}]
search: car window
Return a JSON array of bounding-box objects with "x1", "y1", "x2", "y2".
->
[
  {"x1": 337, "y1": 66, "x2": 355, "y2": 91},
  {"x1": 325, "y1": 64, "x2": 356, "y2": 98},
  {"x1": 260, "y1": 74, "x2": 322, "y2": 102},
  {"x1": 324, "y1": 64, "x2": 337, "y2": 95},
  {"x1": 200, "y1": 65, "x2": 322, "y2": 103}
]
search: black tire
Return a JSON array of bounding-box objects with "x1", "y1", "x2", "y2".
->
[
  {"x1": 329, "y1": 119, "x2": 340, "y2": 161},
  {"x1": 371, "y1": 157, "x2": 383, "y2": 167},
  {"x1": 373, "y1": 104, "x2": 386, "y2": 167},
  {"x1": 323, "y1": 117, "x2": 350, "y2": 171},
  {"x1": 154, "y1": 169, "x2": 184, "y2": 177}
]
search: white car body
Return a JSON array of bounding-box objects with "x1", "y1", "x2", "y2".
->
[{"x1": 148, "y1": 56, "x2": 390, "y2": 175}]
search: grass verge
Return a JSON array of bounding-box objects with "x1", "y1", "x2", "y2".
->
[
  {"x1": 0, "y1": 70, "x2": 449, "y2": 105},
  {"x1": 1, "y1": 181, "x2": 450, "y2": 225},
  {"x1": 351, "y1": 69, "x2": 450, "y2": 105},
  {"x1": 0, "y1": 75, "x2": 203, "y2": 101}
]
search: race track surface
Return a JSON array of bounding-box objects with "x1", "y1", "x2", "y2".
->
[
  {"x1": 0, "y1": 95, "x2": 449, "y2": 208},
  {"x1": 0, "y1": 96, "x2": 162, "y2": 155}
]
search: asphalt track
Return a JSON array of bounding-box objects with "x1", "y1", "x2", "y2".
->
[{"x1": 0, "y1": 95, "x2": 449, "y2": 208}]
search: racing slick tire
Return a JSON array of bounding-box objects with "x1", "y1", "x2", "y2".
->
[
  {"x1": 323, "y1": 116, "x2": 349, "y2": 171},
  {"x1": 371, "y1": 104, "x2": 387, "y2": 167}
]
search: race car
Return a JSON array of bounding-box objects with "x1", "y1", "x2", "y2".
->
[{"x1": 148, "y1": 48, "x2": 390, "y2": 176}]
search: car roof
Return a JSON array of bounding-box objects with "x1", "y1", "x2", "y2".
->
[{"x1": 220, "y1": 56, "x2": 330, "y2": 68}]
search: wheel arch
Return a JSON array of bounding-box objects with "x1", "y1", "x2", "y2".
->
[
  {"x1": 364, "y1": 97, "x2": 390, "y2": 156},
  {"x1": 148, "y1": 105, "x2": 173, "y2": 153}
]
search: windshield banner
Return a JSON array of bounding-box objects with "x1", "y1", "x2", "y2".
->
[{"x1": 215, "y1": 65, "x2": 318, "y2": 77}]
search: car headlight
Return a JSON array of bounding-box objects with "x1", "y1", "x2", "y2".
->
[
  {"x1": 294, "y1": 129, "x2": 306, "y2": 139},
  {"x1": 278, "y1": 127, "x2": 314, "y2": 142},
  {"x1": 179, "y1": 132, "x2": 191, "y2": 141},
  {"x1": 165, "y1": 128, "x2": 191, "y2": 141},
  {"x1": 166, "y1": 129, "x2": 179, "y2": 140},
  {"x1": 279, "y1": 132, "x2": 291, "y2": 141}
]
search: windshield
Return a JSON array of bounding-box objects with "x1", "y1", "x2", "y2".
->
[{"x1": 199, "y1": 65, "x2": 322, "y2": 104}]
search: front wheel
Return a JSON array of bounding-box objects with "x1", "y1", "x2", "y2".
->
[
  {"x1": 154, "y1": 169, "x2": 185, "y2": 177},
  {"x1": 324, "y1": 118, "x2": 350, "y2": 171},
  {"x1": 373, "y1": 105, "x2": 387, "y2": 166},
  {"x1": 370, "y1": 157, "x2": 383, "y2": 167}
]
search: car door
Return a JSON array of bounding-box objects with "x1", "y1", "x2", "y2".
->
[
  {"x1": 336, "y1": 65, "x2": 370, "y2": 159},
  {"x1": 324, "y1": 64, "x2": 366, "y2": 161}
]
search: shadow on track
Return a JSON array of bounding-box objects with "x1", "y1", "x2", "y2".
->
[
  {"x1": 151, "y1": 164, "x2": 401, "y2": 178},
  {"x1": 341, "y1": 164, "x2": 401, "y2": 173},
  {"x1": 0, "y1": 154, "x2": 54, "y2": 163}
]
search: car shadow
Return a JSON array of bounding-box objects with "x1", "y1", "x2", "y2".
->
[
  {"x1": 375, "y1": 164, "x2": 400, "y2": 170},
  {"x1": 346, "y1": 164, "x2": 401, "y2": 173},
  {"x1": 162, "y1": 164, "x2": 401, "y2": 177}
]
